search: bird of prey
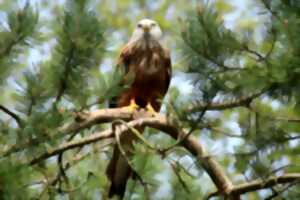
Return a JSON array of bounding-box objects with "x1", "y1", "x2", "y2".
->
[{"x1": 106, "y1": 18, "x2": 172, "y2": 198}]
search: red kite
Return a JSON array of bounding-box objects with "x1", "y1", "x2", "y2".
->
[{"x1": 106, "y1": 18, "x2": 172, "y2": 198}]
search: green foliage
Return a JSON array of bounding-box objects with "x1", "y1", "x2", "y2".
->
[
  {"x1": 41, "y1": 0, "x2": 106, "y2": 106},
  {"x1": 0, "y1": 160, "x2": 32, "y2": 200},
  {"x1": 181, "y1": 5, "x2": 240, "y2": 74},
  {"x1": 0, "y1": 2, "x2": 39, "y2": 84},
  {"x1": 0, "y1": 0, "x2": 300, "y2": 199},
  {"x1": 124, "y1": 143, "x2": 163, "y2": 199}
]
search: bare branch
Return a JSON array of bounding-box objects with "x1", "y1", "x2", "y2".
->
[
  {"x1": 232, "y1": 174, "x2": 300, "y2": 195},
  {"x1": 29, "y1": 108, "x2": 233, "y2": 196},
  {"x1": 59, "y1": 108, "x2": 134, "y2": 134},
  {"x1": 20, "y1": 108, "x2": 300, "y2": 198},
  {"x1": 208, "y1": 173, "x2": 300, "y2": 198}
]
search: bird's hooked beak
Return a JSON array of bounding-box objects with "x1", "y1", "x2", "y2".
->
[
  {"x1": 142, "y1": 25, "x2": 151, "y2": 39},
  {"x1": 143, "y1": 25, "x2": 150, "y2": 32}
]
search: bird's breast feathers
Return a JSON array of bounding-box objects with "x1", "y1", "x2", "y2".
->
[
  {"x1": 118, "y1": 35, "x2": 171, "y2": 96},
  {"x1": 129, "y1": 40, "x2": 167, "y2": 75}
]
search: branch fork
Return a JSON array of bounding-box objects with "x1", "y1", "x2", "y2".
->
[{"x1": 17, "y1": 108, "x2": 300, "y2": 199}]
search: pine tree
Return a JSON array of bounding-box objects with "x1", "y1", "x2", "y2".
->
[{"x1": 0, "y1": 0, "x2": 299, "y2": 199}]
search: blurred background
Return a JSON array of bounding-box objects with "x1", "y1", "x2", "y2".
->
[{"x1": 0, "y1": 0, "x2": 299, "y2": 199}]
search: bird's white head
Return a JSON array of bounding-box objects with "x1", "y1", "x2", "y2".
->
[{"x1": 130, "y1": 19, "x2": 162, "y2": 43}]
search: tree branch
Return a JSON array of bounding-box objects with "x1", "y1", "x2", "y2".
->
[
  {"x1": 0, "y1": 105, "x2": 22, "y2": 127},
  {"x1": 242, "y1": 45, "x2": 265, "y2": 62},
  {"x1": 264, "y1": 181, "x2": 299, "y2": 200},
  {"x1": 29, "y1": 108, "x2": 233, "y2": 196},
  {"x1": 29, "y1": 128, "x2": 113, "y2": 165},
  {"x1": 0, "y1": 108, "x2": 134, "y2": 157},
  {"x1": 188, "y1": 91, "x2": 263, "y2": 112},
  {"x1": 20, "y1": 108, "x2": 300, "y2": 198},
  {"x1": 208, "y1": 173, "x2": 300, "y2": 199},
  {"x1": 231, "y1": 174, "x2": 300, "y2": 195},
  {"x1": 59, "y1": 108, "x2": 134, "y2": 134}
]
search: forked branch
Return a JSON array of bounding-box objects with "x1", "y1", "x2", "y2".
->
[
  {"x1": 30, "y1": 108, "x2": 233, "y2": 196},
  {"x1": 24, "y1": 108, "x2": 300, "y2": 199}
]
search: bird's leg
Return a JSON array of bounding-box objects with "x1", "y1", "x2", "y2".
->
[
  {"x1": 125, "y1": 98, "x2": 139, "y2": 112},
  {"x1": 146, "y1": 102, "x2": 157, "y2": 115}
]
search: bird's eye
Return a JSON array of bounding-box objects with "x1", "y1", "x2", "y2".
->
[
  {"x1": 150, "y1": 23, "x2": 156, "y2": 27},
  {"x1": 137, "y1": 23, "x2": 142, "y2": 28}
]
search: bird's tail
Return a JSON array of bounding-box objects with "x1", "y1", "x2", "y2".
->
[
  {"x1": 106, "y1": 126, "x2": 144, "y2": 199},
  {"x1": 106, "y1": 145, "x2": 131, "y2": 198}
]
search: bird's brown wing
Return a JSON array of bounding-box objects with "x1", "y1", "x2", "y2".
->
[
  {"x1": 108, "y1": 43, "x2": 133, "y2": 108},
  {"x1": 149, "y1": 47, "x2": 172, "y2": 111},
  {"x1": 163, "y1": 48, "x2": 172, "y2": 94},
  {"x1": 117, "y1": 42, "x2": 132, "y2": 74}
]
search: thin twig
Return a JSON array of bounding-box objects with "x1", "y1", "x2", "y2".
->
[
  {"x1": 57, "y1": 153, "x2": 70, "y2": 192},
  {"x1": 201, "y1": 124, "x2": 243, "y2": 138},
  {"x1": 160, "y1": 105, "x2": 207, "y2": 154},
  {"x1": 113, "y1": 119, "x2": 156, "y2": 150},
  {"x1": 243, "y1": 45, "x2": 265, "y2": 62},
  {"x1": 188, "y1": 91, "x2": 263, "y2": 112},
  {"x1": 265, "y1": 180, "x2": 300, "y2": 200},
  {"x1": 0, "y1": 105, "x2": 22, "y2": 127},
  {"x1": 169, "y1": 161, "x2": 191, "y2": 193}
]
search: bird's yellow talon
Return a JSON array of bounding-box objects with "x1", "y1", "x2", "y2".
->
[
  {"x1": 126, "y1": 99, "x2": 139, "y2": 112},
  {"x1": 146, "y1": 103, "x2": 157, "y2": 114}
]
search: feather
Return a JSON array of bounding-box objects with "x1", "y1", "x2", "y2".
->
[{"x1": 106, "y1": 20, "x2": 172, "y2": 199}]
